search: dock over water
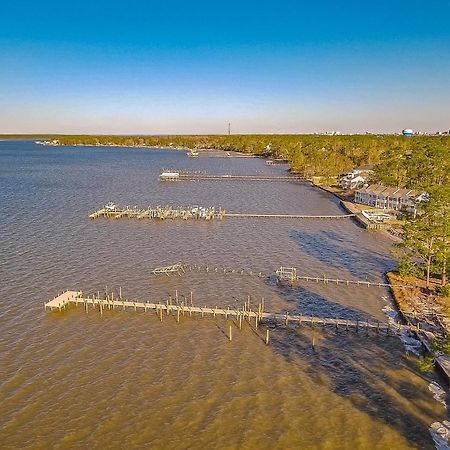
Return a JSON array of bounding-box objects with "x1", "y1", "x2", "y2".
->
[
  {"x1": 44, "y1": 291, "x2": 83, "y2": 311},
  {"x1": 160, "y1": 173, "x2": 308, "y2": 182},
  {"x1": 88, "y1": 203, "x2": 355, "y2": 221},
  {"x1": 45, "y1": 291, "x2": 419, "y2": 336}
]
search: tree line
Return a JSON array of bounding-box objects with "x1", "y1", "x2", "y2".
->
[{"x1": 54, "y1": 133, "x2": 449, "y2": 179}]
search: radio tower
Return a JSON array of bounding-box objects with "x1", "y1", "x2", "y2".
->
[{"x1": 228, "y1": 122, "x2": 231, "y2": 136}]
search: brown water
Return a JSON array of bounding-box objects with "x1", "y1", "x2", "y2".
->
[{"x1": 0, "y1": 140, "x2": 447, "y2": 449}]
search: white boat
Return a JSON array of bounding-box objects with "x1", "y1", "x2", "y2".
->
[
  {"x1": 187, "y1": 150, "x2": 199, "y2": 157},
  {"x1": 105, "y1": 201, "x2": 117, "y2": 211},
  {"x1": 159, "y1": 171, "x2": 180, "y2": 181}
]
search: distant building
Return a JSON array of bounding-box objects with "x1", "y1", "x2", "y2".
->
[
  {"x1": 402, "y1": 128, "x2": 414, "y2": 137},
  {"x1": 354, "y1": 184, "x2": 428, "y2": 216},
  {"x1": 338, "y1": 164, "x2": 374, "y2": 190}
]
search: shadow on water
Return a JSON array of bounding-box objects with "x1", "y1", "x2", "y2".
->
[
  {"x1": 273, "y1": 283, "x2": 372, "y2": 321},
  {"x1": 266, "y1": 286, "x2": 440, "y2": 449},
  {"x1": 290, "y1": 229, "x2": 395, "y2": 280}
]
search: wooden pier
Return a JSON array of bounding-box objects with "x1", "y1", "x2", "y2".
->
[
  {"x1": 89, "y1": 203, "x2": 355, "y2": 221},
  {"x1": 44, "y1": 291, "x2": 419, "y2": 337},
  {"x1": 159, "y1": 171, "x2": 308, "y2": 182},
  {"x1": 224, "y1": 213, "x2": 355, "y2": 219},
  {"x1": 275, "y1": 266, "x2": 416, "y2": 289},
  {"x1": 44, "y1": 290, "x2": 83, "y2": 311},
  {"x1": 89, "y1": 203, "x2": 225, "y2": 220},
  {"x1": 149, "y1": 263, "x2": 417, "y2": 290}
]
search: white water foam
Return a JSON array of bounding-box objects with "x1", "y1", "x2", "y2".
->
[
  {"x1": 430, "y1": 421, "x2": 450, "y2": 450},
  {"x1": 399, "y1": 329, "x2": 423, "y2": 356},
  {"x1": 429, "y1": 381, "x2": 447, "y2": 406},
  {"x1": 382, "y1": 299, "x2": 423, "y2": 356}
]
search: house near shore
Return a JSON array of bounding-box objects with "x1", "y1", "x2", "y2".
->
[
  {"x1": 338, "y1": 164, "x2": 374, "y2": 190},
  {"x1": 340, "y1": 174, "x2": 366, "y2": 190},
  {"x1": 354, "y1": 184, "x2": 428, "y2": 216}
]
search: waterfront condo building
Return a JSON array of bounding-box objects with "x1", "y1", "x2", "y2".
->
[{"x1": 354, "y1": 184, "x2": 428, "y2": 216}]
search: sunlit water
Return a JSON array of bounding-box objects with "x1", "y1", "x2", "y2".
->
[{"x1": 0, "y1": 140, "x2": 448, "y2": 449}]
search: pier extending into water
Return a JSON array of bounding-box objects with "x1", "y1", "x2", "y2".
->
[
  {"x1": 45, "y1": 291, "x2": 420, "y2": 339},
  {"x1": 89, "y1": 203, "x2": 225, "y2": 220},
  {"x1": 159, "y1": 171, "x2": 308, "y2": 182},
  {"x1": 275, "y1": 266, "x2": 416, "y2": 289},
  {"x1": 89, "y1": 203, "x2": 355, "y2": 221},
  {"x1": 149, "y1": 262, "x2": 417, "y2": 289}
]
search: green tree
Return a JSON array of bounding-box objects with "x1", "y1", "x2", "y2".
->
[{"x1": 401, "y1": 186, "x2": 450, "y2": 287}]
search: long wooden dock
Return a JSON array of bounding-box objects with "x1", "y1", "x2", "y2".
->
[
  {"x1": 89, "y1": 204, "x2": 354, "y2": 221},
  {"x1": 89, "y1": 204, "x2": 225, "y2": 220},
  {"x1": 224, "y1": 213, "x2": 355, "y2": 219},
  {"x1": 149, "y1": 263, "x2": 417, "y2": 290},
  {"x1": 44, "y1": 291, "x2": 419, "y2": 336},
  {"x1": 275, "y1": 266, "x2": 417, "y2": 289},
  {"x1": 162, "y1": 174, "x2": 308, "y2": 182}
]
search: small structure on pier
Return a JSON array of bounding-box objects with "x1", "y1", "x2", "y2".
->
[{"x1": 276, "y1": 267, "x2": 298, "y2": 282}]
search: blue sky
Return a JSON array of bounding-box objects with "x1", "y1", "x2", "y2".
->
[{"x1": 1, "y1": 0, "x2": 449, "y2": 134}]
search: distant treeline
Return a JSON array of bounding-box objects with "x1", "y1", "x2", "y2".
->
[
  {"x1": 51, "y1": 134, "x2": 449, "y2": 188},
  {"x1": 3, "y1": 133, "x2": 449, "y2": 189}
]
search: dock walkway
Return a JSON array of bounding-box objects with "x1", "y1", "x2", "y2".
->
[
  {"x1": 225, "y1": 213, "x2": 355, "y2": 219},
  {"x1": 45, "y1": 291, "x2": 419, "y2": 335},
  {"x1": 166, "y1": 174, "x2": 308, "y2": 182},
  {"x1": 149, "y1": 263, "x2": 417, "y2": 290},
  {"x1": 89, "y1": 204, "x2": 355, "y2": 221}
]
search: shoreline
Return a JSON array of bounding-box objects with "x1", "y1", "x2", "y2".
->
[
  {"x1": 387, "y1": 271, "x2": 450, "y2": 384},
  {"x1": 35, "y1": 141, "x2": 263, "y2": 158}
]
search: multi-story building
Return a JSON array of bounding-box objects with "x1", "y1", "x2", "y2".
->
[{"x1": 354, "y1": 184, "x2": 428, "y2": 216}]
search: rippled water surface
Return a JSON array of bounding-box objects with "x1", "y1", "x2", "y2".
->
[{"x1": 0, "y1": 140, "x2": 447, "y2": 449}]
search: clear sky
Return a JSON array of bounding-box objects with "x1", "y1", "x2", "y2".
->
[{"x1": 1, "y1": 0, "x2": 449, "y2": 134}]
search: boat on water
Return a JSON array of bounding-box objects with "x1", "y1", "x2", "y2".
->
[
  {"x1": 105, "y1": 201, "x2": 117, "y2": 211},
  {"x1": 187, "y1": 150, "x2": 199, "y2": 157},
  {"x1": 159, "y1": 171, "x2": 180, "y2": 181}
]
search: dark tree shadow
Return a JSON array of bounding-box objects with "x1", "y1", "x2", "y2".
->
[
  {"x1": 291, "y1": 229, "x2": 395, "y2": 280},
  {"x1": 264, "y1": 284, "x2": 447, "y2": 449},
  {"x1": 274, "y1": 282, "x2": 374, "y2": 322}
]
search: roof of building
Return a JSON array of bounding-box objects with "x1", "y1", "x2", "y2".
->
[{"x1": 356, "y1": 184, "x2": 420, "y2": 198}]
